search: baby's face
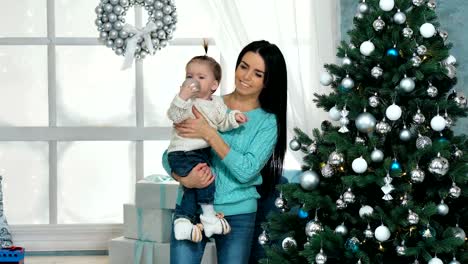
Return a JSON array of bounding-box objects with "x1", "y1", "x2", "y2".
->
[{"x1": 185, "y1": 61, "x2": 218, "y2": 100}]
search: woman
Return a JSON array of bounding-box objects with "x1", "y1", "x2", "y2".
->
[{"x1": 163, "y1": 40, "x2": 287, "y2": 264}]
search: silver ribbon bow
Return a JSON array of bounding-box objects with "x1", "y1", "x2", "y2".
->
[{"x1": 121, "y1": 22, "x2": 157, "y2": 70}]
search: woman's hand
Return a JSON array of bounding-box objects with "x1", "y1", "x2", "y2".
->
[
  {"x1": 173, "y1": 163, "x2": 214, "y2": 189},
  {"x1": 175, "y1": 107, "x2": 215, "y2": 141}
]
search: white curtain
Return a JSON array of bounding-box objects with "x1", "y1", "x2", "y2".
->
[{"x1": 203, "y1": 0, "x2": 340, "y2": 168}]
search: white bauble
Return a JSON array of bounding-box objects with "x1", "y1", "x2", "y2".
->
[
  {"x1": 428, "y1": 257, "x2": 443, "y2": 264},
  {"x1": 329, "y1": 106, "x2": 341, "y2": 121},
  {"x1": 371, "y1": 148, "x2": 384, "y2": 162},
  {"x1": 360, "y1": 40, "x2": 375, "y2": 56},
  {"x1": 420, "y1": 23, "x2": 436, "y2": 38},
  {"x1": 430, "y1": 115, "x2": 446, "y2": 131},
  {"x1": 359, "y1": 205, "x2": 374, "y2": 218},
  {"x1": 385, "y1": 103, "x2": 402, "y2": 121},
  {"x1": 379, "y1": 0, "x2": 395, "y2": 11},
  {"x1": 320, "y1": 72, "x2": 333, "y2": 86},
  {"x1": 352, "y1": 156, "x2": 368, "y2": 174},
  {"x1": 375, "y1": 225, "x2": 391, "y2": 242}
]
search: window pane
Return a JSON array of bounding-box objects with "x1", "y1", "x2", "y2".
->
[
  {"x1": 56, "y1": 46, "x2": 135, "y2": 126},
  {"x1": 55, "y1": 0, "x2": 135, "y2": 37},
  {"x1": 0, "y1": 142, "x2": 49, "y2": 224},
  {"x1": 144, "y1": 140, "x2": 170, "y2": 176},
  {"x1": 0, "y1": 46, "x2": 48, "y2": 126},
  {"x1": 143, "y1": 45, "x2": 220, "y2": 127},
  {"x1": 57, "y1": 141, "x2": 134, "y2": 224},
  {"x1": 0, "y1": 0, "x2": 47, "y2": 37}
]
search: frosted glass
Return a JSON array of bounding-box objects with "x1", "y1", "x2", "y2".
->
[
  {"x1": 0, "y1": 46, "x2": 48, "y2": 126},
  {"x1": 0, "y1": 0, "x2": 47, "y2": 37},
  {"x1": 0, "y1": 142, "x2": 49, "y2": 225},
  {"x1": 55, "y1": 0, "x2": 135, "y2": 37},
  {"x1": 56, "y1": 46, "x2": 135, "y2": 126},
  {"x1": 144, "y1": 140, "x2": 170, "y2": 177},
  {"x1": 57, "y1": 141, "x2": 135, "y2": 224},
  {"x1": 143, "y1": 46, "x2": 220, "y2": 127}
]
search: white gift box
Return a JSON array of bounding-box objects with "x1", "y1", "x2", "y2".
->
[
  {"x1": 135, "y1": 175, "x2": 180, "y2": 210},
  {"x1": 109, "y1": 236, "x2": 217, "y2": 264},
  {"x1": 123, "y1": 204, "x2": 173, "y2": 243}
]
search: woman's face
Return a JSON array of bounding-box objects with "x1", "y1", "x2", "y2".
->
[
  {"x1": 185, "y1": 61, "x2": 219, "y2": 100},
  {"x1": 234, "y1": 51, "x2": 265, "y2": 98}
]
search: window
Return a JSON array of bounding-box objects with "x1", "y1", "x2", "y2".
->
[{"x1": 0, "y1": 0, "x2": 217, "y2": 236}]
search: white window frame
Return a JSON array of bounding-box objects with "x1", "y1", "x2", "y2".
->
[{"x1": 0, "y1": 0, "x2": 217, "y2": 251}]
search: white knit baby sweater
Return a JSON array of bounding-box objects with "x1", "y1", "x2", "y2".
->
[{"x1": 167, "y1": 95, "x2": 241, "y2": 152}]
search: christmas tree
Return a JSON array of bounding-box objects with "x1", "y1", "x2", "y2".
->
[{"x1": 260, "y1": 0, "x2": 467, "y2": 263}]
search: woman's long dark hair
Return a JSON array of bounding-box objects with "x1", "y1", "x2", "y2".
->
[{"x1": 235, "y1": 40, "x2": 287, "y2": 198}]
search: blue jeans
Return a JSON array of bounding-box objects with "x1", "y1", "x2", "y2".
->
[
  {"x1": 168, "y1": 148, "x2": 215, "y2": 222},
  {"x1": 170, "y1": 207, "x2": 256, "y2": 264}
]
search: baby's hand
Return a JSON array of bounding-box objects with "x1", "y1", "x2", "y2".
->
[
  {"x1": 235, "y1": 113, "x2": 248, "y2": 124},
  {"x1": 179, "y1": 78, "x2": 200, "y2": 100}
]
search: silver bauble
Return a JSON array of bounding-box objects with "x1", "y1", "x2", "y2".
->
[
  {"x1": 371, "y1": 148, "x2": 384, "y2": 162},
  {"x1": 355, "y1": 136, "x2": 365, "y2": 144},
  {"x1": 105, "y1": 39, "x2": 114, "y2": 48},
  {"x1": 320, "y1": 72, "x2": 333, "y2": 86},
  {"x1": 449, "y1": 183, "x2": 461, "y2": 198},
  {"x1": 445, "y1": 114, "x2": 453, "y2": 128},
  {"x1": 446, "y1": 64, "x2": 457, "y2": 79},
  {"x1": 407, "y1": 210, "x2": 419, "y2": 224},
  {"x1": 376, "y1": 119, "x2": 391, "y2": 134},
  {"x1": 342, "y1": 56, "x2": 352, "y2": 66},
  {"x1": 315, "y1": 249, "x2": 328, "y2": 264},
  {"x1": 427, "y1": 0, "x2": 436, "y2": 10},
  {"x1": 443, "y1": 55, "x2": 457, "y2": 66},
  {"x1": 119, "y1": 30, "x2": 129, "y2": 38},
  {"x1": 162, "y1": 4, "x2": 173, "y2": 14},
  {"x1": 371, "y1": 65, "x2": 383, "y2": 78},
  {"x1": 343, "y1": 188, "x2": 355, "y2": 203},
  {"x1": 104, "y1": 3, "x2": 114, "y2": 13},
  {"x1": 307, "y1": 141, "x2": 318, "y2": 154},
  {"x1": 412, "y1": 0, "x2": 424, "y2": 6},
  {"x1": 403, "y1": 27, "x2": 414, "y2": 38},
  {"x1": 113, "y1": 5, "x2": 124, "y2": 15},
  {"x1": 453, "y1": 92, "x2": 467, "y2": 108},
  {"x1": 305, "y1": 220, "x2": 323, "y2": 237},
  {"x1": 341, "y1": 75, "x2": 355, "y2": 90},
  {"x1": 329, "y1": 105, "x2": 342, "y2": 121},
  {"x1": 399, "y1": 126, "x2": 412, "y2": 141},
  {"x1": 114, "y1": 38, "x2": 124, "y2": 47},
  {"x1": 359, "y1": 205, "x2": 374, "y2": 217},
  {"x1": 355, "y1": 112, "x2": 377, "y2": 133},
  {"x1": 335, "y1": 223, "x2": 348, "y2": 235},
  {"x1": 274, "y1": 197, "x2": 286, "y2": 209},
  {"x1": 289, "y1": 139, "x2": 301, "y2": 151},
  {"x1": 321, "y1": 163, "x2": 334, "y2": 178},
  {"x1": 411, "y1": 55, "x2": 422, "y2": 67},
  {"x1": 103, "y1": 22, "x2": 113, "y2": 31},
  {"x1": 358, "y1": 2, "x2": 369, "y2": 13},
  {"x1": 396, "y1": 242, "x2": 407, "y2": 256},
  {"x1": 355, "y1": 12, "x2": 364, "y2": 20},
  {"x1": 416, "y1": 45, "x2": 427, "y2": 56},
  {"x1": 410, "y1": 166, "x2": 425, "y2": 183},
  {"x1": 373, "y1": 17, "x2": 385, "y2": 31},
  {"x1": 163, "y1": 15, "x2": 173, "y2": 24},
  {"x1": 427, "y1": 84, "x2": 438, "y2": 97},
  {"x1": 416, "y1": 134, "x2": 432, "y2": 149},
  {"x1": 452, "y1": 148, "x2": 463, "y2": 159},
  {"x1": 328, "y1": 151, "x2": 344, "y2": 165},
  {"x1": 369, "y1": 94, "x2": 380, "y2": 107},
  {"x1": 412, "y1": 110, "x2": 426, "y2": 124},
  {"x1": 300, "y1": 170, "x2": 320, "y2": 190},
  {"x1": 282, "y1": 237, "x2": 297, "y2": 250},
  {"x1": 439, "y1": 29, "x2": 448, "y2": 42},
  {"x1": 449, "y1": 257, "x2": 461, "y2": 264},
  {"x1": 436, "y1": 200, "x2": 449, "y2": 215},
  {"x1": 336, "y1": 196, "x2": 347, "y2": 209},
  {"x1": 258, "y1": 230, "x2": 269, "y2": 245},
  {"x1": 428, "y1": 153, "x2": 449, "y2": 176},
  {"x1": 363, "y1": 224, "x2": 374, "y2": 238},
  {"x1": 453, "y1": 225, "x2": 466, "y2": 241},
  {"x1": 393, "y1": 11, "x2": 406, "y2": 24},
  {"x1": 399, "y1": 77, "x2": 415, "y2": 93}
]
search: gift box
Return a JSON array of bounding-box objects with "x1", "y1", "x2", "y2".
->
[
  {"x1": 123, "y1": 204, "x2": 173, "y2": 243},
  {"x1": 135, "y1": 175, "x2": 180, "y2": 210},
  {"x1": 109, "y1": 237, "x2": 217, "y2": 264},
  {"x1": 0, "y1": 247, "x2": 24, "y2": 264}
]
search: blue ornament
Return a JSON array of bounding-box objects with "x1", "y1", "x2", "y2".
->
[
  {"x1": 338, "y1": 85, "x2": 352, "y2": 93},
  {"x1": 386, "y1": 48, "x2": 399, "y2": 57},
  {"x1": 298, "y1": 208, "x2": 309, "y2": 219},
  {"x1": 437, "y1": 137, "x2": 449, "y2": 143},
  {"x1": 390, "y1": 159, "x2": 401, "y2": 171},
  {"x1": 345, "y1": 237, "x2": 360, "y2": 253}
]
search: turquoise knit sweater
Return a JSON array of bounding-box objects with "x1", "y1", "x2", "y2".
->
[{"x1": 162, "y1": 107, "x2": 278, "y2": 216}]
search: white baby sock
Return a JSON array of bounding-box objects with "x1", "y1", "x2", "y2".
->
[{"x1": 173, "y1": 218, "x2": 194, "y2": 241}]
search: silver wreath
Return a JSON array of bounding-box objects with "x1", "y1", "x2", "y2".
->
[{"x1": 95, "y1": 0, "x2": 177, "y2": 69}]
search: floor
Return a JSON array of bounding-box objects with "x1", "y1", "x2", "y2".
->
[{"x1": 25, "y1": 256, "x2": 109, "y2": 264}]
